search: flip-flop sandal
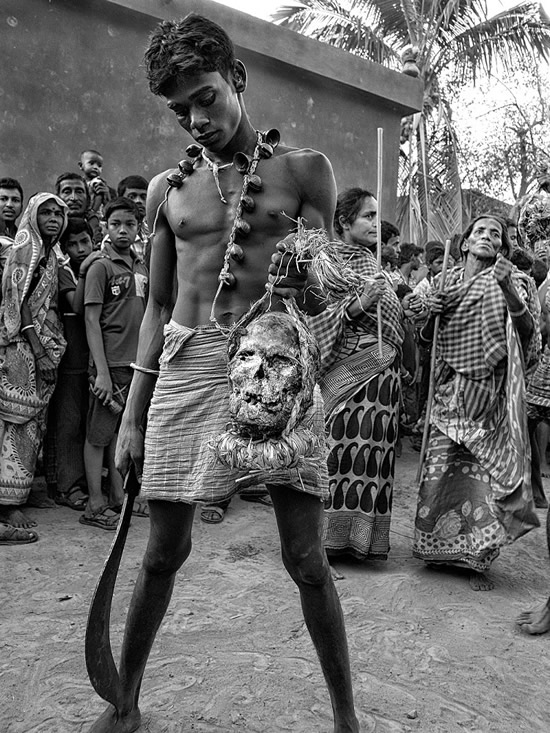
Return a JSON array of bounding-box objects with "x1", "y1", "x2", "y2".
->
[
  {"x1": 55, "y1": 486, "x2": 88, "y2": 511},
  {"x1": 79, "y1": 505, "x2": 120, "y2": 531},
  {"x1": 200, "y1": 506, "x2": 225, "y2": 524},
  {"x1": 239, "y1": 493, "x2": 273, "y2": 507},
  {"x1": 132, "y1": 499, "x2": 149, "y2": 518},
  {"x1": 0, "y1": 523, "x2": 38, "y2": 545},
  {"x1": 110, "y1": 499, "x2": 149, "y2": 518}
]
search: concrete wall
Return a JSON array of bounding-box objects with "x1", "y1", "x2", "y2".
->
[{"x1": 1, "y1": 0, "x2": 422, "y2": 219}]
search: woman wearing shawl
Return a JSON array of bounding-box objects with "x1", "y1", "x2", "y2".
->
[
  {"x1": 308, "y1": 187, "x2": 404, "y2": 561},
  {"x1": 413, "y1": 214, "x2": 540, "y2": 590},
  {"x1": 0, "y1": 193, "x2": 68, "y2": 544}
]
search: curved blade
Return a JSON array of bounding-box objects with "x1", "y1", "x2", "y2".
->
[{"x1": 84, "y1": 466, "x2": 140, "y2": 707}]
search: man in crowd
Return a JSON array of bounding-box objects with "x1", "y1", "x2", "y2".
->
[{"x1": 0, "y1": 178, "x2": 23, "y2": 239}]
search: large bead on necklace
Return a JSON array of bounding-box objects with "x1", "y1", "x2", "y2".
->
[{"x1": 234, "y1": 152, "x2": 252, "y2": 175}]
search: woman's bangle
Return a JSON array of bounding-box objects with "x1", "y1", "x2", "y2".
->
[
  {"x1": 21, "y1": 324, "x2": 35, "y2": 333},
  {"x1": 509, "y1": 303, "x2": 527, "y2": 318},
  {"x1": 130, "y1": 362, "x2": 160, "y2": 376}
]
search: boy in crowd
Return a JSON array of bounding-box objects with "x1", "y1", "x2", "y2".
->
[
  {"x1": 0, "y1": 177, "x2": 23, "y2": 239},
  {"x1": 117, "y1": 175, "x2": 149, "y2": 261},
  {"x1": 78, "y1": 149, "x2": 115, "y2": 215},
  {"x1": 49, "y1": 219, "x2": 94, "y2": 510},
  {"x1": 80, "y1": 198, "x2": 148, "y2": 531},
  {"x1": 55, "y1": 172, "x2": 102, "y2": 246}
]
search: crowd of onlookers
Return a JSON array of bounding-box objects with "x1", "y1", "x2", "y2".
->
[
  {"x1": 1, "y1": 150, "x2": 550, "y2": 544},
  {"x1": 0, "y1": 150, "x2": 150, "y2": 541}
]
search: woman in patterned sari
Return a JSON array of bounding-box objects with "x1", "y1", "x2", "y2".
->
[
  {"x1": 308, "y1": 187, "x2": 404, "y2": 561},
  {"x1": 0, "y1": 193, "x2": 68, "y2": 544},
  {"x1": 413, "y1": 214, "x2": 540, "y2": 590}
]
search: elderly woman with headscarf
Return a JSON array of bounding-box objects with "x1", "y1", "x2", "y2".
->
[
  {"x1": 0, "y1": 193, "x2": 68, "y2": 543},
  {"x1": 413, "y1": 213, "x2": 540, "y2": 590}
]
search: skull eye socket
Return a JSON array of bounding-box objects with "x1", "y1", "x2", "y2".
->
[{"x1": 237, "y1": 350, "x2": 255, "y2": 361}]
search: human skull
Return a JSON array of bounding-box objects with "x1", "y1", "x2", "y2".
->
[{"x1": 228, "y1": 313, "x2": 302, "y2": 439}]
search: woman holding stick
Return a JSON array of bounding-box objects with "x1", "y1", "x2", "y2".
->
[
  {"x1": 413, "y1": 213, "x2": 540, "y2": 590},
  {"x1": 308, "y1": 187, "x2": 403, "y2": 561}
]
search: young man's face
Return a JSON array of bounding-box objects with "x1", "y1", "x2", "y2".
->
[
  {"x1": 79, "y1": 152, "x2": 103, "y2": 181},
  {"x1": 122, "y1": 188, "x2": 147, "y2": 218},
  {"x1": 58, "y1": 179, "x2": 88, "y2": 217},
  {"x1": 387, "y1": 234, "x2": 400, "y2": 249},
  {"x1": 346, "y1": 196, "x2": 378, "y2": 249},
  {"x1": 106, "y1": 209, "x2": 138, "y2": 252},
  {"x1": 165, "y1": 71, "x2": 242, "y2": 153},
  {"x1": 65, "y1": 231, "x2": 93, "y2": 268},
  {"x1": 37, "y1": 200, "x2": 65, "y2": 242},
  {"x1": 429, "y1": 255, "x2": 444, "y2": 276},
  {"x1": 0, "y1": 188, "x2": 23, "y2": 226}
]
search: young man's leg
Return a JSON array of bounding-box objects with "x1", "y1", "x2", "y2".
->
[
  {"x1": 90, "y1": 499, "x2": 196, "y2": 732},
  {"x1": 267, "y1": 484, "x2": 360, "y2": 733}
]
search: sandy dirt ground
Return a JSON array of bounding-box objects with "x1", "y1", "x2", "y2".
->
[{"x1": 3, "y1": 441, "x2": 550, "y2": 733}]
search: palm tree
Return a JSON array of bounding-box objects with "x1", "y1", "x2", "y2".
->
[{"x1": 271, "y1": 0, "x2": 550, "y2": 242}]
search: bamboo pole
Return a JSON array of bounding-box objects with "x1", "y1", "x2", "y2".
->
[
  {"x1": 415, "y1": 237, "x2": 452, "y2": 484},
  {"x1": 376, "y1": 127, "x2": 383, "y2": 358}
]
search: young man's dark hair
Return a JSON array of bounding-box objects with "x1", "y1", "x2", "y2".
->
[
  {"x1": 117, "y1": 175, "x2": 149, "y2": 198},
  {"x1": 145, "y1": 13, "x2": 237, "y2": 95},
  {"x1": 398, "y1": 242, "x2": 423, "y2": 266},
  {"x1": 510, "y1": 247, "x2": 534, "y2": 273},
  {"x1": 0, "y1": 177, "x2": 23, "y2": 201},
  {"x1": 424, "y1": 240, "x2": 445, "y2": 265},
  {"x1": 381, "y1": 220, "x2": 400, "y2": 245},
  {"x1": 333, "y1": 187, "x2": 376, "y2": 236},
  {"x1": 59, "y1": 217, "x2": 93, "y2": 251},
  {"x1": 103, "y1": 197, "x2": 140, "y2": 223}
]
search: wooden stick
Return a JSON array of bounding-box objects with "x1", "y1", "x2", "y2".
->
[
  {"x1": 415, "y1": 238, "x2": 452, "y2": 484},
  {"x1": 376, "y1": 127, "x2": 383, "y2": 358}
]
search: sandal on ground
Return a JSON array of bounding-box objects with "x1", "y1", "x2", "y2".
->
[
  {"x1": 109, "y1": 499, "x2": 149, "y2": 518},
  {"x1": 0, "y1": 523, "x2": 38, "y2": 544},
  {"x1": 200, "y1": 505, "x2": 225, "y2": 524},
  {"x1": 132, "y1": 499, "x2": 149, "y2": 518},
  {"x1": 55, "y1": 486, "x2": 88, "y2": 511},
  {"x1": 79, "y1": 505, "x2": 120, "y2": 531},
  {"x1": 239, "y1": 493, "x2": 273, "y2": 507}
]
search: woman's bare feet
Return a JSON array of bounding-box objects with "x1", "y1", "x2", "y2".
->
[
  {"x1": 0, "y1": 506, "x2": 37, "y2": 528},
  {"x1": 517, "y1": 600, "x2": 550, "y2": 635},
  {"x1": 89, "y1": 705, "x2": 141, "y2": 733}
]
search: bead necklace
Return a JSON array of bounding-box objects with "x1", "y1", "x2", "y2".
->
[{"x1": 165, "y1": 128, "x2": 281, "y2": 330}]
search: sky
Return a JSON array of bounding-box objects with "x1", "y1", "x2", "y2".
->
[{"x1": 212, "y1": 0, "x2": 550, "y2": 21}]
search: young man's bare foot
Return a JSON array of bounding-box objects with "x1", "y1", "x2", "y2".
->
[
  {"x1": 89, "y1": 705, "x2": 141, "y2": 733},
  {"x1": 516, "y1": 601, "x2": 550, "y2": 635},
  {"x1": 0, "y1": 506, "x2": 37, "y2": 528},
  {"x1": 469, "y1": 572, "x2": 494, "y2": 591}
]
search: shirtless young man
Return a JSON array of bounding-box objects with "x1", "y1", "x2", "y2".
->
[{"x1": 89, "y1": 13, "x2": 359, "y2": 733}]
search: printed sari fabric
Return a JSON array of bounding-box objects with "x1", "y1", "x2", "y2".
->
[
  {"x1": 413, "y1": 265, "x2": 540, "y2": 571},
  {"x1": 0, "y1": 193, "x2": 67, "y2": 505},
  {"x1": 308, "y1": 245, "x2": 404, "y2": 560}
]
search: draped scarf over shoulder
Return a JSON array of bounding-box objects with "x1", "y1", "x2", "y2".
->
[
  {"x1": 436, "y1": 264, "x2": 539, "y2": 379},
  {"x1": 308, "y1": 243, "x2": 403, "y2": 376},
  {"x1": 0, "y1": 192, "x2": 68, "y2": 355},
  {"x1": 0, "y1": 193, "x2": 68, "y2": 423}
]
